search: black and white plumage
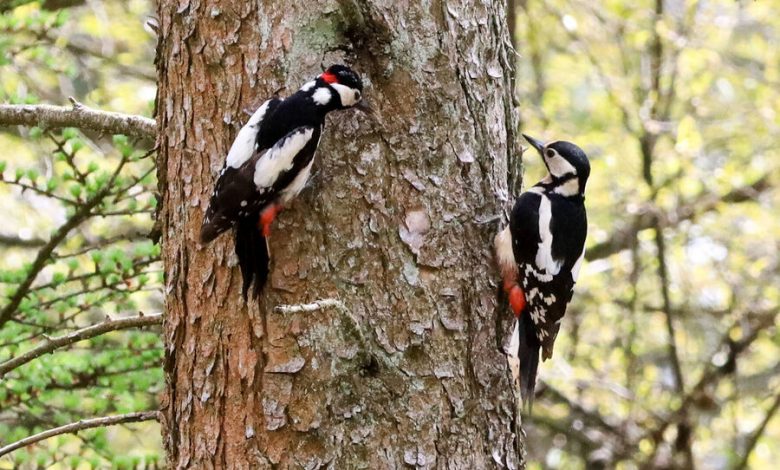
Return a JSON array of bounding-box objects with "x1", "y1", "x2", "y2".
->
[
  {"x1": 494, "y1": 134, "x2": 590, "y2": 406},
  {"x1": 200, "y1": 65, "x2": 369, "y2": 299}
]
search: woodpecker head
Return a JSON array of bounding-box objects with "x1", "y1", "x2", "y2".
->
[
  {"x1": 299, "y1": 64, "x2": 372, "y2": 114},
  {"x1": 523, "y1": 134, "x2": 590, "y2": 194}
]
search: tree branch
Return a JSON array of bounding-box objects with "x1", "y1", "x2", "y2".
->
[
  {"x1": 0, "y1": 99, "x2": 156, "y2": 140},
  {"x1": 0, "y1": 233, "x2": 46, "y2": 248},
  {"x1": 735, "y1": 393, "x2": 780, "y2": 470},
  {"x1": 0, "y1": 313, "x2": 162, "y2": 377},
  {"x1": 633, "y1": 309, "x2": 777, "y2": 464},
  {"x1": 586, "y1": 174, "x2": 773, "y2": 261},
  {"x1": 0, "y1": 154, "x2": 129, "y2": 328},
  {"x1": 0, "y1": 411, "x2": 158, "y2": 458}
]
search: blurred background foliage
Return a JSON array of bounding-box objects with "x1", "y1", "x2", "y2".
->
[
  {"x1": 0, "y1": 0, "x2": 778, "y2": 469},
  {"x1": 0, "y1": 0, "x2": 161, "y2": 468},
  {"x1": 515, "y1": 0, "x2": 779, "y2": 468}
]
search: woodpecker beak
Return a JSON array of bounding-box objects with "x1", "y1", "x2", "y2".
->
[
  {"x1": 353, "y1": 100, "x2": 374, "y2": 116},
  {"x1": 522, "y1": 134, "x2": 545, "y2": 156}
]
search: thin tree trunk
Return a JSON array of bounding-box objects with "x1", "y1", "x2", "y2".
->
[{"x1": 156, "y1": 1, "x2": 522, "y2": 468}]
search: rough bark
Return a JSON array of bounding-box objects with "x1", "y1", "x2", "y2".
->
[{"x1": 157, "y1": 1, "x2": 522, "y2": 468}]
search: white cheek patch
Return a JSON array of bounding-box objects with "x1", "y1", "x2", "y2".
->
[
  {"x1": 546, "y1": 153, "x2": 577, "y2": 178},
  {"x1": 226, "y1": 100, "x2": 271, "y2": 168},
  {"x1": 331, "y1": 83, "x2": 360, "y2": 107},
  {"x1": 553, "y1": 178, "x2": 580, "y2": 196},
  {"x1": 299, "y1": 80, "x2": 316, "y2": 92},
  {"x1": 312, "y1": 87, "x2": 332, "y2": 105},
  {"x1": 254, "y1": 128, "x2": 314, "y2": 188}
]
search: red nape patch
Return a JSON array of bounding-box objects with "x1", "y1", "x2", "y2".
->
[
  {"x1": 508, "y1": 286, "x2": 526, "y2": 318},
  {"x1": 321, "y1": 71, "x2": 338, "y2": 84}
]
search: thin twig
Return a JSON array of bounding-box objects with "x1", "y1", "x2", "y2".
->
[
  {"x1": 274, "y1": 298, "x2": 346, "y2": 314},
  {"x1": 0, "y1": 233, "x2": 46, "y2": 248},
  {"x1": 586, "y1": 174, "x2": 773, "y2": 261},
  {"x1": 0, "y1": 154, "x2": 129, "y2": 328},
  {"x1": 735, "y1": 393, "x2": 780, "y2": 470},
  {"x1": 0, "y1": 313, "x2": 162, "y2": 377},
  {"x1": 0, "y1": 411, "x2": 159, "y2": 458},
  {"x1": 629, "y1": 310, "x2": 777, "y2": 464}
]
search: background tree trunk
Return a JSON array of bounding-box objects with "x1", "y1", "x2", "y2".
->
[{"x1": 156, "y1": 0, "x2": 522, "y2": 467}]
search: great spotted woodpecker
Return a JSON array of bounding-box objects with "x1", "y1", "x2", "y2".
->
[
  {"x1": 200, "y1": 65, "x2": 371, "y2": 299},
  {"x1": 495, "y1": 134, "x2": 590, "y2": 406}
]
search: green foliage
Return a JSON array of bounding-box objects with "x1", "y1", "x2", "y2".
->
[
  {"x1": 0, "y1": 0, "x2": 160, "y2": 467},
  {"x1": 516, "y1": 0, "x2": 780, "y2": 468}
]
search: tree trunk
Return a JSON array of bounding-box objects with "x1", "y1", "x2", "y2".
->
[{"x1": 156, "y1": 0, "x2": 522, "y2": 468}]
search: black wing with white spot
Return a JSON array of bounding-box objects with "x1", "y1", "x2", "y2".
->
[
  {"x1": 518, "y1": 261, "x2": 575, "y2": 360},
  {"x1": 199, "y1": 125, "x2": 320, "y2": 243}
]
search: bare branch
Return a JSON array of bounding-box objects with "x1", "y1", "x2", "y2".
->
[
  {"x1": 586, "y1": 174, "x2": 773, "y2": 261},
  {"x1": 0, "y1": 313, "x2": 162, "y2": 377},
  {"x1": 631, "y1": 309, "x2": 777, "y2": 464},
  {"x1": 0, "y1": 0, "x2": 85, "y2": 12},
  {"x1": 40, "y1": 31, "x2": 156, "y2": 82},
  {"x1": 735, "y1": 393, "x2": 780, "y2": 470},
  {"x1": 540, "y1": 383, "x2": 628, "y2": 442},
  {"x1": 0, "y1": 411, "x2": 158, "y2": 458},
  {"x1": 0, "y1": 100, "x2": 156, "y2": 140},
  {"x1": 0, "y1": 233, "x2": 46, "y2": 248}
]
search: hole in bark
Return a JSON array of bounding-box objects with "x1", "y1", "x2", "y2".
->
[{"x1": 358, "y1": 354, "x2": 379, "y2": 377}]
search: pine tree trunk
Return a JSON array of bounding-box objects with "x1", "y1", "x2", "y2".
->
[{"x1": 156, "y1": 1, "x2": 523, "y2": 468}]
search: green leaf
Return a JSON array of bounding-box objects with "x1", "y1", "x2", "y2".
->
[
  {"x1": 68, "y1": 184, "x2": 82, "y2": 198},
  {"x1": 26, "y1": 168, "x2": 39, "y2": 182},
  {"x1": 46, "y1": 178, "x2": 59, "y2": 191},
  {"x1": 112, "y1": 135, "x2": 128, "y2": 147}
]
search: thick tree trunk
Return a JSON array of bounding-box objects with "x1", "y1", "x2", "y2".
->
[{"x1": 156, "y1": 0, "x2": 522, "y2": 468}]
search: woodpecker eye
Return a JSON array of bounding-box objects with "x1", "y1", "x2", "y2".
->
[
  {"x1": 354, "y1": 91, "x2": 361, "y2": 101},
  {"x1": 546, "y1": 149, "x2": 555, "y2": 158}
]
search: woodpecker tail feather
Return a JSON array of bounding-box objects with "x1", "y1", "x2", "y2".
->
[
  {"x1": 515, "y1": 313, "x2": 541, "y2": 410},
  {"x1": 235, "y1": 218, "x2": 270, "y2": 299}
]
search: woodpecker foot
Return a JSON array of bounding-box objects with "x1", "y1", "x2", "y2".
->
[
  {"x1": 507, "y1": 285, "x2": 526, "y2": 317},
  {"x1": 259, "y1": 204, "x2": 283, "y2": 237}
]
